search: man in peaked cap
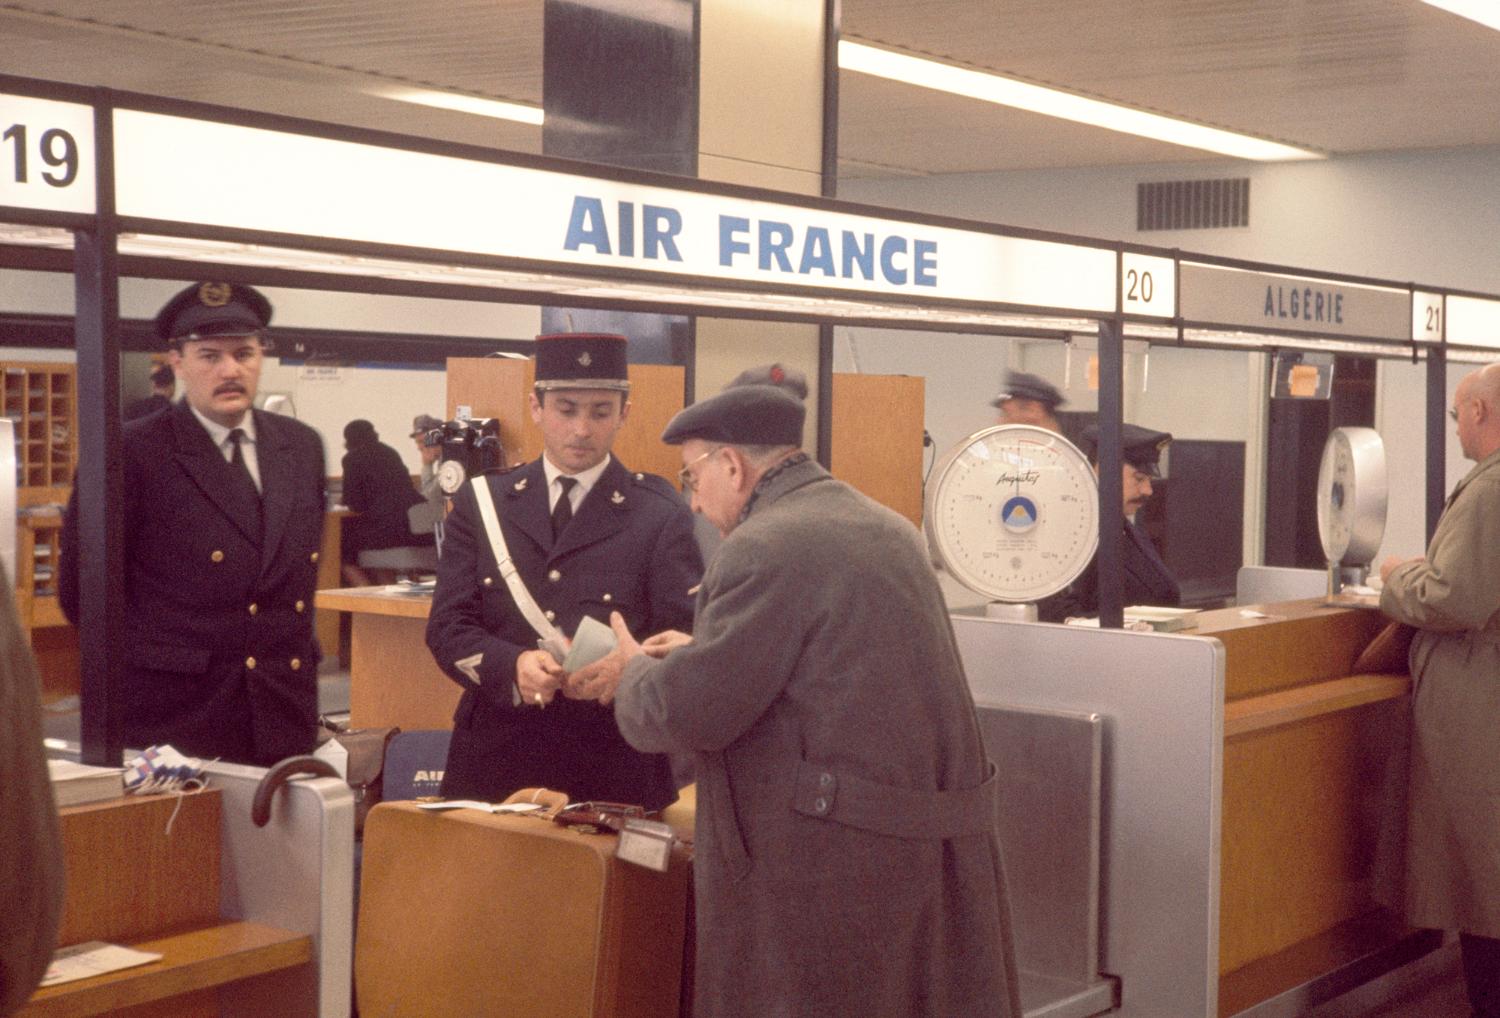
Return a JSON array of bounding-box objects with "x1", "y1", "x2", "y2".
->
[
  {"x1": 563, "y1": 376, "x2": 1022, "y2": 1018},
  {"x1": 60, "y1": 282, "x2": 328, "y2": 766},
  {"x1": 1037, "y1": 421, "x2": 1180, "y2": 622},
  {"x1": 993, "y1": 369, "x2": 1065, "y2": 433},
  {"x1": 425, "y1": 332, "x2": 701, "y2": 810}
]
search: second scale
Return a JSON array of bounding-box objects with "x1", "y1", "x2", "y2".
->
[{"x1": 925, "y1": 424, "x2": 1099, "y2": 620}]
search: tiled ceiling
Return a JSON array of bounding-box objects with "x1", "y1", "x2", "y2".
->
[{"x1": 2, "y1": 0, "x2": 1499, "y2": 179}]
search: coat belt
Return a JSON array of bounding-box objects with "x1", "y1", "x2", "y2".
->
[{"x1": 788, "y1": 759, "x2": 998, "y2": 840}]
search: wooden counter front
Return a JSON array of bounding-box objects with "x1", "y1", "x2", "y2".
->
[
  {"x1": 315, "y1": 587, "x2": 458, "y2": 730},
  {"x1": 1179, "y1": 599, "x2": 1415, "y2": 1014}
]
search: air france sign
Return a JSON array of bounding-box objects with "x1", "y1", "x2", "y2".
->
[{"x1": 111, "y1": 109, "x2": 1115, "y2": 314}]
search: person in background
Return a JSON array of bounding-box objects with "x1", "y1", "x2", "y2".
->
[
  {"x1": 59, "y1": 282, "x2": 327, "y2": 767},
  {"x1": 340, "y1": 419, "x2": 430, "y2": 586},
  {"x1": 425, "y1": 333, "x2": 701, "y2": 809},
  {"x1": 1379, "y1": 362, "x2": 1500, "y2": 1018},
  {"x1": 0, "y1": 570, "x2": 63, "y2": 1016},
  {"x1": 123, "y1": 362, "x2": 175, "y2": 421},
  {"x1": 1037, "y1": 422, "x2": 1179, "y2": 622},
  {"x1": 409, "y1": 413, "x2": 447, "y2": 538},
  {"x1": 568, "y1": 378, "x2": 1021, "y2": 1018},
  {"x1": 993, "y1": 369, "x2": 1064, "y2": 433}
]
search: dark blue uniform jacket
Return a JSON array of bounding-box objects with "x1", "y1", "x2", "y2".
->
[
  {"x1": 60, "y1": 401, "x2": 327, "y2": 765},
  {"x1": 426, "y1": 455, "x2": 701, "y2": 810}
]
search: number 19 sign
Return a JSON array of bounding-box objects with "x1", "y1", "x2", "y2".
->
[{"x1": 0, "y1": 93, "x2": 95, "y2": 215}]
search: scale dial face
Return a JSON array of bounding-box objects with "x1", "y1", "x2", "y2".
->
[
  {"x1": 437, "y1": 458, "x2": 468, "y2": 495},
  {"x1": 924, "y1": 425, "x2": 1099, "y2": 603},
  {"x1": 1316, "y1": 426, "x2": 1387, "y2": 566}
]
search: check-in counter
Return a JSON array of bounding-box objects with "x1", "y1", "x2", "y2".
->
[
  {"x1": 954, "y1": 597, "x2": 1418, "y2": 1018},
  {"x1": 313, "y1": 587, "x2": 454, "y2": 729}
]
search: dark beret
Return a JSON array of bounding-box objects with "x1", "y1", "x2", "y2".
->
[
  {"x1": 990, "y1": 370, "x2": 1064, "y2": 410},
  {"x1": 661, "y1": 384, "x2": 806, "y2": 446},
  {"x1": 155, "y1": 282, "x2": 272, "y2": 343},
  {"x1": 1080, "y1": 422, "x2": 1173, "y2": 477},
  {"x1": 533, "y1": 332, "x2": 630, "y2": 391},
  {"x1": 726, "y1": 362, "x2": 808, "y2": 400}
]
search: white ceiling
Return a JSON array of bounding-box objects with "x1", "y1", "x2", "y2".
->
[{"x1": 2, "y1": 0, "x2": 1499, "y2": 179}]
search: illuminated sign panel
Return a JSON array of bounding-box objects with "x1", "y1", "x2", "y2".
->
[
  {"x1": 112, "y1": 109, "x2": 1115, "y2": 314},
  {"x1": 1446, "y1": 295, "x2": 1500, "y2": 350},
  {"x1": 1179, "y1": 262, "x2": 1408, "y2": 341},
  {"x1": 0, "y1": 93, "x2": 95, "y2": 215}
]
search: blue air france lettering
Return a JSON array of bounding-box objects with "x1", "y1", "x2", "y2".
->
[{"x1": 564, "y1": 195, "x2": 940, "y2": 287}]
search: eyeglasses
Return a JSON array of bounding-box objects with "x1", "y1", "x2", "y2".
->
[
  {"x1": 1450, "y1": 407, "x2": 1460, "y2": 421},
  {"x1": 677, "y1": 446, "x2": 723, "y2": 493}
]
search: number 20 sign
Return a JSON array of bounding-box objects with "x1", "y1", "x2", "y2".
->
[{"x1": 0, "y1": 93, "x2": 96, "y2": 215}]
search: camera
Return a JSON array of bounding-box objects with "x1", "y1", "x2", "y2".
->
[{"x1": 436, "y1": 417, "x2": 505, "y2": 495}]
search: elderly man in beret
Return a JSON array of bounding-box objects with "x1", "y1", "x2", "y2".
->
[
  {"x1": 1037, "y1": 421, "x2": 1180, "y2": 622},
  {"x1": 60, "y1": 282, "x2": 327, "y2": 766},
  {"x1": 566, "y1": 376, "x2": 1021, "y2": 1018},
  {"x1": 993, "y1": 369, "x2": 1065, "y2": 433}
]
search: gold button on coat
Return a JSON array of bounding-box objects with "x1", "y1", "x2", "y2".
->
[
  {"x1": 290, "y1": 658, "x2": 302, "y2": 671},
  {"x1": 310, "y1": 551, "x2": 320, "y2": 563},
  {"x1": 245, "y1": 657, "x2": 256, "y2": 669},
  {"x1": 544, "y1": 610, "x2": 556, "y2": 622},
  {"x1": 295, "y1": 600, "x2": 306, "y2": 612},
  {"x1": 602, "y1": 593, "x2": 612, "y2": 603},
  {"x1": 248, "y1": 603, "x2": 258, "y2": 616},
  {"x1": 548, "y1": 569, "x2": 561, "y2": 582},
  {"x1": 211, "y1": 550, "x2": 225, "y2": 563},
  {"x1": 483, "y1": 576, "x2": 494, "y2": 587}
]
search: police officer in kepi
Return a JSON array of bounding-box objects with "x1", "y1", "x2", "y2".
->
[
  {"x1": 59, "y1": 282, "x2": 328, "y2": 766},
  {"x1": 1037, "y1": 422, "x2": 1181, "y2": 622},
  {"x1": 992, "y1": 370, "x2": 1065, "y2": 433},
  {"x1": 425, "y1": 332, "x2": 703, "y2": 810}
]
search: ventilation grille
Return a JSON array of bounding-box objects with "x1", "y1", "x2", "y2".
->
[{"x1": 1137, "y1": 177, "x2": 1249, "y2": 231}]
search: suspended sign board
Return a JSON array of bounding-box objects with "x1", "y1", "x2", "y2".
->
[
  {"x1": 1179, "y1": 262, "x2": 1409, "y2": 341},
  {"x1": 111, "y1": 109, "x2": 1116, "y2": 314},
  {"x1": 1446, "y1": 295, "x2": 1500, "y2": 350},
  {"x1": 1411, "y1": 290, "x2": 1444, "y2": 344},
  {"x1": 0, "y1": 92, "x2": 95, "y2": 215}
]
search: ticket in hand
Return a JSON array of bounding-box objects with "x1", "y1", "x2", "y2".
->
[{"x1": 562, "y1": 614, "x2": 618, "y2": 672}]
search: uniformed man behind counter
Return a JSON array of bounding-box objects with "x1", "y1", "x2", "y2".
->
[
  {"x1": 1038, "y1": 422, "x2": 1180, "y2": 622},
  {"x1": 425, "y1": 332, "x2": 702, "y2": 810},
  {"x1": 993, "y1": 369, "x2": 1064, "y2": 432},
  {"x1": 60, "y1": 282, "x2": 328, "y2": 766}
]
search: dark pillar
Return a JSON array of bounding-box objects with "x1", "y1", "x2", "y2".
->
[
  {"x1": 74, "y1": 95, "x2": 125, "y2": 765},
  {"x1": 1426, "y1": 346, "x2": 1447, "y2": 543},
  {"x1": 1096, "y1": 318, "x2": 1124, "y2": 629}
]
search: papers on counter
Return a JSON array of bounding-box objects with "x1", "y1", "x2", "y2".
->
[
  {"x1": 417, "y1": 800, "x2": 547, "y2": 814},
  {"x1": 41, "y1": 942, "x2": 162, "y2": 987}
]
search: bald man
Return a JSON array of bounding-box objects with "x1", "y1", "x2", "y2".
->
[{"x1": 1379, "y1": 362, "x2": 1500, "y2": 1018}]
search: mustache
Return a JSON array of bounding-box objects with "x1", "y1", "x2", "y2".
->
[{"x1": 213, "y1": 384, "x2": 247, "y2": 396}]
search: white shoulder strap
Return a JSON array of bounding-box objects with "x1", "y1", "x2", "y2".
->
[{"x1": 471, "y1": 477, "x2": 564, "y2": 647}]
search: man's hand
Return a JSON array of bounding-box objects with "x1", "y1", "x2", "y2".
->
[
  {"x1": 1380, "y1": 554, "x2": 1423, "y2": 584},
  {"x1": 563, "y1": 612, "x2": 641, "y2": 706},
  {"x1": 641, "y1": 630, "x2": 693, "y2": 659},
  {"x1": 516, "y1": 649, "x2": 565, "y2": 707}
]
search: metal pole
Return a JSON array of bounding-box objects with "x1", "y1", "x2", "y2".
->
[
  {"x1": 73, "y1": 92, "x2": 124, "y2": 765},
  {"x1": 815, "y1": 0, "x2": 840, "y2": 469},
  {"x1": 1425, "y1": 345, "x2": 1447, "y2": 544},
  {"x1": 1097, "y1": 317, "x2": 1124, "y2": 629}
]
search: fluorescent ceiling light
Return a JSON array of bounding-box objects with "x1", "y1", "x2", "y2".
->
[
  {"x1": 370, "y1": 86, "x2": 544, "y2": 126},
  {"x1": 838, "y1": 40, "x2": 1322, "y2": 162},
  {"x1": 1419, "y1": 0, "x2": 1500, "y2": 32}
]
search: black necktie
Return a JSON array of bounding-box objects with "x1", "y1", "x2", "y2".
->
[
  {"x1": 552, "y1": 476, "x2": 577, "y2": 542},
  {"x1": 228, "y1": 428, "x2": 263, "y2": 522}
]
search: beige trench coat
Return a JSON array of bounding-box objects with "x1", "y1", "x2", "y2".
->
[{"x1": 1381, "y1": 446, "x2": 1500, "y2": 937}]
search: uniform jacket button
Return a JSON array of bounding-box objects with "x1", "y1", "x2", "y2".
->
[
  {"x1": 548, "y1": 569, "x2": 561, "y2": 582},
  {"x1": 290, "y1": 658, "x2": 302, "y2": 671},
  {"x1": 819, "y1": 772, "x2": 833, "y2": 789},
  {"x1": 211, "y1": 550, "x2": 225, "y2": 563},
  {"x1": 248, "y1": 603, "x2": 258, "y2": 616},
  {"x1": 483, "y1": 576, "x2": 494, "y2": 587},
  {"x1": 544, "y1": 610, "x2": 556, "y2": 622},
  {"x1": 814, "y1": 797, "x2": 829, "y2": 814},
  {"x1": 309, "y1": 551, "x2": 320, "y2": 563},
  {"x1": 602, "y1": 593, "x2": 612, "y2": 603},
  {"x1": 245, "y1": 657, "x2": 257, "y2": 669},
  {"x1": 295, "y1": 600, "x2": 306, "y2": 613}
]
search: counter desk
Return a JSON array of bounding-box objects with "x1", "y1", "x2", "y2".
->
[{"x1": 313, "y1": 586, "x2": 456, "y2": 730}]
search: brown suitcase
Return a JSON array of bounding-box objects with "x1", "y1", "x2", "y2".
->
[{"x1": 355, "y1": 799, "x2": 693, "y2": 1018}]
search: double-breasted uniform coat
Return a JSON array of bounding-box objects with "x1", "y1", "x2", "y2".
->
[
  {"x1": 425, "y1": 455, "x2": 701, "y2": 810},
  {"x1": 1037, "y1": 518, "x2": 1180, "y2": 622},
  {"x1": 60, "y1": 401, "x2": 327, "y2": 766},
  {"x1": 1380, "y1": 446, "x2": 1500, "y2": 938},
  {"x1": 615, "y1": 459, "x2": 1022, "y2": 1018}
]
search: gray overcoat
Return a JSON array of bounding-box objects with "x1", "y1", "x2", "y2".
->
[
  {"x1": 615, "y1": 458, "x2": 1021, "y2": 1018},
  {"x1": 1380, "y1": 446, "x2": 1500, "y2": 937}
]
